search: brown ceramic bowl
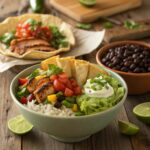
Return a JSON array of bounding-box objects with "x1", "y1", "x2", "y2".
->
[{"x1": 96, "y1": 40, "x2": 150, "y2": 95}]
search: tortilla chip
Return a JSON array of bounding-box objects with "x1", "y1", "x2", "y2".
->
[
  {"x1": 88, "y1": 63, "x2": 108, "y2": 79},
  {"x1": 56, "y1": 56, "x2": 75, "y2": 77},
  {"x1": 41, "y1": 55, "x2": 60, "y2": 70},
  {"x1": 0, "y1": 14, "x2": 75, "y2": 60},
  {"x1": 73, "y1": 60, "x2": 89, "y2": 86}
]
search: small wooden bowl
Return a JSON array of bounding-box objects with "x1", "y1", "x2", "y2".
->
[{"x1": 96, "y1": 40, "x2": 150, "y2": 95}]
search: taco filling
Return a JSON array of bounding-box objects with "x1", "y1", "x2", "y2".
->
[
  {"x1": 16, "y1": 56, "x2": 125, "y2": 116},
  {"x1": 0, "y1": 18, "x2": 69, "y2": 55}
]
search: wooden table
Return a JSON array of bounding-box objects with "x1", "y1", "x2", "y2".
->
[{"x1": 0, "y1": 0, "x2": 150, "y2": 150}]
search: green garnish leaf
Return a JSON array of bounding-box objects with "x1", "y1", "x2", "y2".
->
[
  {"x1": 65, "y1": 96, "x2": 76, "y2": 103},
  {"x1": 0, "y1": 32, "x2": 15, "y2": 46},
  {"x1": 124, "y1": 20, "x2": 142, "y2": 29},
  {"x1": 16, "y1": 87, "x2": 29, "y2": 99},
  {"x1": 47, "y1": 64, "x2": 63, "y2": 76},
  {"x1": 50, "y1": 26, "x2": 67, "y2": 49},
  {"x1": 24, "y1": 18, "x2": 42, "y2": 31},
  {"x1": 27, "y1": 69, "x2": 40, "y2": 79},
  {"x1": 76, "y1": 23, "x2": 93, "y2": 30},
  {"x1": 43, "y1": 99, "x2": 49, "y2": 104},
  {"x1": 103, "y1": 22, "x2": 113, "y2": 29},
  {"x1": 62, "y1": 100, "x2": 73, "y2": 108}
]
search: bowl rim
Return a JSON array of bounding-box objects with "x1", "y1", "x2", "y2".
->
[
  {"x1": 10, "y1": 64, "x2": 128, "y2": 120},
  {"x1": 96, "y1": 40, "x2": 150, "y2": 76}
]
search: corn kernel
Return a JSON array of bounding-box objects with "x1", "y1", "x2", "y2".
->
[
  {"x1": 47, "y1": 94, "x2": 57, "y2": 103},
  {"x1": 72, "y1": 104, "x2": 78, "y2": 112},
  {"x1": 35, "y1": 75, "x2": 46, "y2": 80}
]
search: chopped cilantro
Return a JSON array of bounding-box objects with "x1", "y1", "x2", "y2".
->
[
  {"x1": 0, "y1": 31, "x2": 15, "y2": 46},
  {"x1": 124, "y1": 20, "x2": 142, "y2": 29},
  {"x1": 76, "y1": 23, "x2": 93, "y2": 30},
  {"x1": 103, "y1": 21, "x2": 113, "y2": 29},
  {"x1": 46, "y1": 64, "x2": 63, "y2": 76}
]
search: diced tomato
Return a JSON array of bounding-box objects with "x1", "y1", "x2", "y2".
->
[
  {"x1": 66, "y1": 80, "x2": 73, "y2": 89},
  {"x1": 22, "y1": 23, "x2": 30, "y2": 29},
  {"x1": 41, "y1": 26, "x2": 52, "y2": 39},
  {"x1": 58, "y1": 72, "x2": 68, "y2": 79},
  {"x1": 53, "y1": 79, "x2": 65, "y2": 91},
  {"x1": 50, "y1": 75, "x2": 58, "y2": 81},
  {"x1": 70, "y1": 79, "x2": 78, "y2": 87},
  {"x1": 18, "y1": 78, "x2": 28, "y2": 85},
  {"x1": 58, "y1": 77, "x2": 68, "y2": 84},
  {"x1": 27, "y1": 94, "x2": 35, "y2": 102},
  {"x1": 74, "y1": 86, "x2": 82, "y2": 95},
  {"x1": 64, "y1": 88, "x2": 74, "y2": 97},
  {"x1": 20, "y1": 97, "x2": 27, "y2": 104}
]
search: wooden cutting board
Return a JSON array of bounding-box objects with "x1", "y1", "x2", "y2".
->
[{"x1": 50, "y1": 0, "x2": 142, "y2": 22}]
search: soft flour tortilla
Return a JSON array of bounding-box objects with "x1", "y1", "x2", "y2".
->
[
  {"x1": 41, "y1": 56, "x2": 108, "y2": 86},
  {"x1": 0, "y1": 14, "x2": 75, "y2": 60}
]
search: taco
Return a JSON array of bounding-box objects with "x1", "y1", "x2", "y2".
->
[{"x1": 0, "y1": 14, "x2": 75, "y2": 59}]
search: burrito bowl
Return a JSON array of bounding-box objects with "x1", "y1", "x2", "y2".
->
[{"x1": 10, "y1": 56, "x2": 127, "y2": 142}]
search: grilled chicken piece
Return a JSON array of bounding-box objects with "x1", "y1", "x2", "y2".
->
[
  {"x1": 25, "y1": 46, "x2": 55, "y2": 53},
  {"x1": 36, "y1": 77, "x2": 50, "y2": 90},
  {"x1": 33, "y1": 82, "x2": 55, "y2": 103},
  {"x1": 26, "y1": 78, "x2": 37, "y2": 93},
  {"x1": 10, "y1": 38, "x2": 55, "y2": 55}
]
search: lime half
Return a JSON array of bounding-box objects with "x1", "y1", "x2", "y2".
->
[
  {"x1": 118, "y1": 120, "x2": 139, "y2": 135},
  {"x1": 79, "y1": 0, "x2": 96, "y2": 6},
  {"x1": 133, "y1": 102, "x2": 150, "y2": 124},
  {"x1": 8, "y1": 115, "x2": 33, "y2": 135}
]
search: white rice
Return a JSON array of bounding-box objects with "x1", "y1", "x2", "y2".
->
[{"x1": 26, "y1": 100, "x2": 75, "y2": 117}]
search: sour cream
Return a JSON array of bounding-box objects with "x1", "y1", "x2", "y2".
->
[{"x1": 84, "y1": 76, "x2": 114, "y2": 98}]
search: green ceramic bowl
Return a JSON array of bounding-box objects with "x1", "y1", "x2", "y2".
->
[{"x1": 10, "y1": 64, "x2": 128, "y2": 143}]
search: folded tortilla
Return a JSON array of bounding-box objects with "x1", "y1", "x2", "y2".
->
[{"x1": 0, "y1": 14, "x2": 75, "y2": 60}]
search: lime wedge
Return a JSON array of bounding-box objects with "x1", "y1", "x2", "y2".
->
[
  {"x1": 133, "y1": 102, "x2": 150, "y2": 124},
  {"x1": 118, "y1": 120, "x2": 139, "y2": 135},
  {"x1": 79, "y1": 0, "x2": 96, "y2": 6},
  {"x1": 8, "y1": 115, "x2": 33, "y2": 135}
]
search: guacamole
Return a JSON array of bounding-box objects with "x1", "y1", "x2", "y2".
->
[{"x1": 77, "y1": 75, "x2": 125, "y2": 115}]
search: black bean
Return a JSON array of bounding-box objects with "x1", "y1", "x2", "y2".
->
[
  {"x1": 139, "y1": 54, "x2": 144, "y2": 58},
  {"x1": 121, "y1": 67, "x2": 128, "y2": 72},
  {"x1": 54, "y1": 102, "x2": 62, "y2": 108},
  {"x1": 57, "y1": 95, "x2": 65, "y2": 102},
  {"x1": 134, "y1": 58, "x2": 141, "y2": 64},
  {"x1": 132, "y1": 53, "x2": 138, "y2": 59},
  {"x1": 124, "y1": 61, "x2": 132, "y2": 67},
  {"x1": 147, "y1": 67, "x2": 150, "y2": 72},
  {"x1": 129, "y1": 64, "x2": 136, "y2": 70},
  {"x1": 102, "y1": 58, "x2": 107, "y2": 63},
  {"x1": 133, "y1": 67, "x2": 141, "y2": 73},
  {"x1": 142, "y1": 50, "x2": 148, "y2": 55}
]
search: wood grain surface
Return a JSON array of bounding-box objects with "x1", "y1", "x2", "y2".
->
[
  {"x1": 0, "y1": 0, "x2": 150, "y2": 150},
  {"x1": 50, "y1": 0, "x2": 142, "y2": 22}
]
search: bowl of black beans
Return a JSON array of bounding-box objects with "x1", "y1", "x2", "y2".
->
[{"x1": 96, "y1": 41, "x2": 150, "y2": 94}]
